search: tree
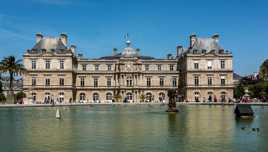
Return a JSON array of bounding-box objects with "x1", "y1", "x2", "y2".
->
[
  {"x1": 113, "y1": 94, "x2": 122, "y2": 102},
  {"x1": 259, "y1": 59, "x2": 268, "y2": 80},
  {"x1": 15, "y1": 91, "x2": 26, "y2": 103},
  {"x1": 0, "y1": 56, "x2": 25, "y2": 103},
  {"x1": 234, "y1": 84, "x2": 245, "y2": 99},
  {"x1": 0, "y1": 93, "x2": 6, "y2": 104}
]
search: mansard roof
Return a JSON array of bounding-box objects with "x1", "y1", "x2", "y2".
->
[{"x1": 32, "y1": 37, "x2": 67, "y2": 51}]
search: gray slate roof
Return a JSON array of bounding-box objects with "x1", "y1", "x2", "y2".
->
[{"x1": 32, "y1": 37, "x2": 67, "y2": 51}]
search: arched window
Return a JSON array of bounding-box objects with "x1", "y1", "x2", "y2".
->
[
  {"x1": 106, "y1": 92, "x2": 113, "y2": 100},
  {"x1": 126, "y1": 92, "x2": 133, "y2": 101},
  {"x1": 44, "y1": 92, "x2": 50, "y2": 103},
  {"x1": 159, "y1": 92, "x2": 165, "y2": 102},
  {"x1": 146, "y1": 92, "x2": 152, "y2": 102},
  {"x1": 32, "y1": 93, "x2": 36, "y2": 102},
  {"x1": 207, "y1": 92, "x2": 213, "y2": 102},
  {"x1": 194, "y1": 91, "x2": 200, "y2": 102},
  {"x1": 93, "y1": 93, "x2": 99, "y2": 101},
  {"x1": 59, "y1": 92, "x2": 64, "y2": 103},
  {"x1": 80, "y1": 93, "x2": 86, "y2": 101},
  {"x1": 220, "y1": 92, "x2": 227, "y2": 102}
]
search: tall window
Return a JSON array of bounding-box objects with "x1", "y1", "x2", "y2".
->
[
  {"x1": 207, "y1": 60, "x2": 212, "y2": 70},
  {"x1": 220, "y1": 60, "x2": 225, "y2": 69},
  {"x1": 94, "y1": 78, "x2": 98, "y2": 87},
  {"x1": 32, "y1": 93, "x2": 36, "y2": 102},
  {"x1": 95, "y1": 64, "x2": 99, "y2": 71},
  {"x1": 32, "y1": 77, "x2": 36, "y2": 86},
  {"x1": 80, "y1": 93, "x2": 86, "y2": 101},
  {"x1": 107, "y1": 64, "x2": 112, "y2": 71},
  {"x1": 126, "y1": 77, "x2": 133, "y2": 87},
  {"x1": 106, "y1": 92, "x2": 112, "y2": 100},
  {"x1": 59, "y1": 59, "x2": 64, "y2": 69},
  {"x1": 172, "y1": 77, "x2": 177, "y2": 87},
  {"x1": 221, "y1": 76, "x2": 226, "y2": 86},
  {"x1": 80, "y1": 77, "x2": 85, "y2": 87},
  {"x1": 159, "y1": 77, "x2": 164, "y2": 87},
  {"x1": 93, "y1": 93, "x2": 99, "y2": 101},
  {"x1": 194, "y1": 76, "x2": 199, "y2": 86},
  {"x1": 82, "y1": 64, "x2": 87, "y2": 71},
  {"x1": 45, "y1": 78, "x2": 50, "y2": 86},
  {"x1": 59, "y1": 78, "x2": 64, "y2": 86},
  {"x1": 59, "y1": 92, "x2": 64, "y2": 103},
  {"x1": 157, "y1": 64, "x2": 162, "y2": 71},
  {"x1": 194, "y1": 61, "x2": 199, "y2": 69},
  {"x1": 45, "y1": 60, "x2": 50, "y2": 69},
  {"x1": 170, "y1": 64, "x2": 174, "y2": 71},
  {"x1": 147, "y1": 77, "x2": 151, "y2": 87},
  {"x1": 107, "y1": 77, "x2": 111, "y2": 87},
  {"x1": 208, "y1": 77, "x2": 213, "y2": 86},
  {"x1": 32, "y1": 60, "x2": 36, "y2": 70},
  {"x1": 145, "y1": 64, "x2": 149, "y2": 71}
]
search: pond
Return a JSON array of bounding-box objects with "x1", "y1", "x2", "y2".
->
[{"x1": 0, "y1": 105, "x2": 268, "y2": 152}]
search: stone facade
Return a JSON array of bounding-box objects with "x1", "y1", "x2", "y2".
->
[
  {"x1": 23, "y1": 33, "x2": 234, "y2": 103},
  {"x1": 177, "y1": 34, "x2": 234, "y2": 102}
]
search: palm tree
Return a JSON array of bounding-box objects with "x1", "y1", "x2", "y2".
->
[{"x1": 0, "y1": 56, "x2": 25, "y2": 103}]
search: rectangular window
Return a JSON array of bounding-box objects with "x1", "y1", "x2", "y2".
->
[
  {"x1": 59, "y1": 60, "x2": 64, "y2": 69},
  {"x1": 32, "y1": 77, "x2": 36, "y2": 86},
  {"x1": 220, "y1": 60, "x2": 225, "y2": 69},
  {"x1": 94, "y1": 78, "x2": 98, "y2": 87},
  {"x1": 172, "y1": 78, "x2": 177, "y2": 87},
  {"x1": 82, "y1": 64, "x2": 87, "y2": 71},
  {"x1": 45, "y1": 60, "x2": 50, "y2": 69},
  {"x1": 32, "y1": 60, "x2": 36, "y2": 70},
  {"x1": 95, "y1": 64, "x2": 99, "y2": 71},
  {"x1": 80, "y1": 77, "x2": 85, "y2": 87},
  {"x1": 207, "y1": 61, "x2": 212, "y2": 70},
  {"x1": 107, "y1": 64, "x2": 112, "y2": 71},
  {"x1": 208, "y1": 77, "x2": 212, "y2": 86},
  {"x1": 160, "y1": 77, "x2": 164, "y2": 87},
  {"x1": 157, "y1": 64, "x2": 162, "y2": 71},
  {"x1": 194, "y1": 61, "x2": 199, "y2": 69},
  {"x1": 45, "y1": 78, "x2": 50, "y2": 86},
  {"x1": 127, "y1": 79, "x2": 133, "y2": 87},
  {"x1": 107, "y1": 77, "x2": 111, "y2": 87},
  {"x1": 221, "y1": 76, "x2": 226, "y2": 86},
  {"x1": 146, "y1": 77, "x2": 151, "y2": 87},
  {"x1": 59, "y1": 78, "x2": 64, "y2": 86},
  {"x1": 170, "y1": 65, "x2": 174, "y2": 71},
  {"x1": 194, "y1": 76, "x2": 199, "y2": 86},
  {"x1": 145, "y1": 64, "x2": 149, "y2": 71}
]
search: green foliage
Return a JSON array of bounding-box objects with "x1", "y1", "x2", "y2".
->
[
  {"x1": 15, "y1": 91, "x2": 26, "y2": 100},
  {"x1": 259, "y1": 59, "x2": 268, "y2": 80},
  {"x1": 0, "y1": 56, "x2": 25, "y2": 103},
  {"x1": 139, "y1": 94, "x2": 145, "y2": 102},
  {"x1": 0, "y1": 93, "x2": 6, "y2": 103},
  {"x1": 234, "y1": 85, "x2": 245, "y2": 99},
  {"x1": 248, "y1": 81, "x2": 268, "y2": 98},
  {"x1": 0, "y1": 81, "x2": 3, "y2": 93},
  {"x1": 113, "y1": 94, "x2": 122, "y2": 102}
]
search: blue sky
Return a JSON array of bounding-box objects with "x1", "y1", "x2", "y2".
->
[{"x1": 0, "y1": 0, "x2": 268, "y2": 75}]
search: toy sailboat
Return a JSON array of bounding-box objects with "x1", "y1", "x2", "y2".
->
[{"x1": 56, "y1": 108, "x2": 61, "y2": 119}]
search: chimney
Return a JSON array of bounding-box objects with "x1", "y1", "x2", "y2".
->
[
  {"x1": 60, "y1": 33, "x2": 68, "y2": 46},
  {"x1": 176, "y1": 45, "x2": 183, "y2": 57},
  {"x1": 190, "y1": 34, "x2": 197, "y2": 48},
  {"x1": 136, "y1": 48, "x2": 140, "y2": 56},
  {"x1": 112, "y1": 48, "x2": 118, "y2": 56},
  {"x1": 212, "y1": 34, "x2": 220, "y2": 42},
  {"x1": 70, "y1": 45, "x2": 76, "y2": 54},
  {"x1": 36, "y1": 33, "x2": 43, "y2": 43}
]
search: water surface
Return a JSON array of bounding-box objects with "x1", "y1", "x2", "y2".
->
[{"x1": 0, "y1": 105, "x2": 267, "y2": 152}]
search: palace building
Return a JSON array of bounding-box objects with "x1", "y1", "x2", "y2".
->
[{"x1": 23, "y1": 33, "x2": 233, "y2": 103}]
